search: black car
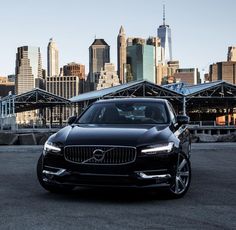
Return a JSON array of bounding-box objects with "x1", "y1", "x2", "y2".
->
[{"x1": 37, "y1": 98, "x2": 191, "y2": 198}]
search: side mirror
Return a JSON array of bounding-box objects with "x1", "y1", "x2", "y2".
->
[
  {"x1": 67, "y1": 115, "x2": 77, "y2": 125},
  {"x1": 176, "y1": 115, "x2": 190, "y2": 125}
]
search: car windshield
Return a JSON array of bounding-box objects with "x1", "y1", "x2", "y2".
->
[{"x1": 78, "y1": 101, "x2": 169, "y2": 124}]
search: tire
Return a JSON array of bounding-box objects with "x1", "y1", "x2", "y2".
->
[
  {"x1": 37, "y1": 154, "x2": 74, "y2": 193},
  {"x1": 167, "y1": 152, "x2": 191, "y2": 199}
]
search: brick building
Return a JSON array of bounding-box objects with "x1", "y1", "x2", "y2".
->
[{"x1": 209, "y1": 62, "x2": 236, "y2": 84}]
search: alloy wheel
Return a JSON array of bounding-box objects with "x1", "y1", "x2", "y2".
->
[{"x1": 170, "y1": 153, "x2": 190, "y2": 195}]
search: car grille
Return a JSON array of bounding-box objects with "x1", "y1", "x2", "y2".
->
[{"x1": 64, "y1": 146, "x2": 136, "y2": 165}]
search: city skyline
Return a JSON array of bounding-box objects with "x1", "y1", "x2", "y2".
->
[{"x1": 0, "y1": 0, "x2": 236, "y2": 77}]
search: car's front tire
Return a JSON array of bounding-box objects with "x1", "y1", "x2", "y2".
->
[
  {"x1": 37, "y1": 154, "x2": 74, "y2": 193},
  {"x1": 167, "y1": 152, "x2": 191, "y2": 199}
]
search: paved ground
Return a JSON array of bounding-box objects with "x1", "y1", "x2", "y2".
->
[{"x1": 0, "y1": 143, "x2": 235, "y2": 230}]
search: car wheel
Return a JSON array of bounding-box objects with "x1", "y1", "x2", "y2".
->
[
  {"x1": 37, "y1": 154, "x2": 74, "y2": 193},
  {"x1": 168, "y1": 152, "x2": 191, "y2": 199}
]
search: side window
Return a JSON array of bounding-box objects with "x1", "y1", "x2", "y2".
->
[{"x1": 167, "y1": 102, "x2": 177, "y2": 124}]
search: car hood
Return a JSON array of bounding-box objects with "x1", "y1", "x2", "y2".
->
[{"x1": 51, "y1": 124, "x2": 173, "y2": 147}]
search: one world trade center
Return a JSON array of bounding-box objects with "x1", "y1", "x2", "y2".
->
[{"x1": 157, "y1": 4, "x2": 172, "y2": 63}]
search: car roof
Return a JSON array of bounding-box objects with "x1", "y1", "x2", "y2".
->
[{"x1": 94, "y1": 98, "x2": 168, "y2": 104}]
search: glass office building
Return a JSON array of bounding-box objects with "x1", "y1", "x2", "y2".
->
[
  {"x1": 127, "y1": 44, "x2": 155, "y2": 83},
  {"x1": 157, "y1": 25, "x2": 172, "y2": 62}
]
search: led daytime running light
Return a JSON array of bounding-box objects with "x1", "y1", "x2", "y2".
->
[
  {"x1": 44, "y1": 142, "x2": 61, "y2": 152},
  {"x1": 142, "y1": 142, "x2": 174, "y2": 154}
]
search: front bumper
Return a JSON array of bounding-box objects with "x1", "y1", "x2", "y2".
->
[
  {"x1": 41, "y1": 150, "x2": 177, "y2": 188},
  {"x1": 42, "y1": 166, "x2": 172, "y2": 188}
]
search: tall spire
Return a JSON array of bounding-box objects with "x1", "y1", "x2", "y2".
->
[
  {"x1": 158, "y1": 2, "x2": 172, "y2": 62},
  {"x1": 119, "y1": 25, "x2": 125, "y2": 35},
  {"x1": 163, "y1": 4, "x2": 166, "y2": 25}
]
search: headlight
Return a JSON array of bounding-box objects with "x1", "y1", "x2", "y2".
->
[
  {"x1": 141, "y1": 142, "x2": 174, "y2": 155},
  {"x1": 43, "y1": 141, "x2": 61, "y2": 154}
]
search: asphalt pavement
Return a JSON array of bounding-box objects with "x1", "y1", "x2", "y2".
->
[{"x1": 0, "y1": 143, "x2": 235, "y2": 230}]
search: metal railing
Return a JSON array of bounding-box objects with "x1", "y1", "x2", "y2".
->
[{"x1": 189, "y1": 121, "x2": 236, "y2": 127}]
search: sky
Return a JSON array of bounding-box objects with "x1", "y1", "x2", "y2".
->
[{"x1": 0, "y1": 0, "x2": 236, "y2": 77}]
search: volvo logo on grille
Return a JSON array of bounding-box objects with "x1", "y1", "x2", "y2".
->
[
  {"x1": 80, "y1": 147, "x2": 115, "y2": 164},
  {"x1": 93, "y1": 149, "x2": 105, "y2": 161}
]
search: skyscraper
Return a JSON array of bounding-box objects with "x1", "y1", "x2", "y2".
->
[
  {"x1": 15, "y1": 46, "x2": 42, "y2": 95},
  {"x1": 47, "y1": 38, "x2": 59, "y2": 76},
  {"x1": 117, "y1": 26, "x2": 126, "y2": 83},
  {"x1": 146, "y1": 37, "x2": 164, "y2": 65},
  {"x1": 147, "y1": 37, "x2": 164, "y2": 84},
  {"x1": 89, "y1": 39, "x2": 110, "y2": 83},
  {"x1": 15, "y1": 46, "x2": 42, "y2": 124},
  {"x1": 127, "y1": 43, "x2": 155, "y2": 83},
  {"x1": 157, "y1": 4, "x2": 172, "y2": 63}
]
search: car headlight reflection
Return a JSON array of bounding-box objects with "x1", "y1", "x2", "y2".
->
[
  {"x1": 43, "y1": 141, "x2": 61, "y2": 155},
  {"x1": 141, "y1": 142, "x2": 174, "y2": 155}
]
